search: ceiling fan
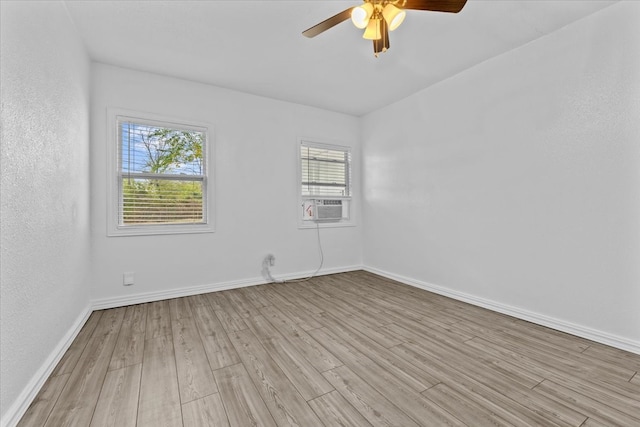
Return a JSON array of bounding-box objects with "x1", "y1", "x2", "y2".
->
[{"x1": 302, "y1": 0, "x2": 468, "y2": 57}]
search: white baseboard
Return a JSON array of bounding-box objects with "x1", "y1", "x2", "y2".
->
[
  {"x1": 91, "y1": 265, "x2": 362, "y2": 310},
  {"x1": 1, "y1": 305, "x2": 93, "y2": 427},
  {"x1": 364, "y1": 266, "x2": 640, "y2": 356}
]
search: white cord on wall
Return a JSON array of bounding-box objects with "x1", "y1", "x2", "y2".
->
[{"x1": 262, "y1": 222, "x2": 324, "y2": 284}]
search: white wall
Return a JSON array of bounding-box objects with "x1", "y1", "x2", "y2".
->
[
  {"x1": 90, "y1": 64, "x2": 362, "y2": 303},
  {"x1": 0, "y1": 1, "x2": 91, "y2": 423},
  {"x1": 362, "y1": 2, "x2": 640, "y2": 349}
]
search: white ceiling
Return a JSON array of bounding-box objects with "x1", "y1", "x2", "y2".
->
[{"x1": 64, "y1": 0, "x2": 617, "y2": 116}]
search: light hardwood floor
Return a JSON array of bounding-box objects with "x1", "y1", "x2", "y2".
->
[{"x1": 17, "y1": 271, "x2": 640, "y2": 426}]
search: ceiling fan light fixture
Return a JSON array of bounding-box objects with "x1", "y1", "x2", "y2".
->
[
  {"x1": 351, "y1": 3, "x2": 374, "y2": 29},
  {"x1": 362, "y1": 17, "x2": 381, "y2": 40},
  {"x1": 382, "y1": 4, "x2": 406, "y2": 31},
  {"x1": 302, "y1": 0, "x2": 469, "y2": 56}
]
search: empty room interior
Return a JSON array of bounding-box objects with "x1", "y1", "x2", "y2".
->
[{"x1": 1, "y1": 0, "x2": 639, "y2": 426}]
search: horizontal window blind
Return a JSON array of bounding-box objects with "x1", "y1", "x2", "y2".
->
[
  {"x1": 301, "y1": 143, "x2": 351, "y2": 197},
  {"x1": 121, "y1": 178, "x2": 203, "y2": 224},
  {"x1": 118, "y1": 119, "x2": 207, "y2": 226}
]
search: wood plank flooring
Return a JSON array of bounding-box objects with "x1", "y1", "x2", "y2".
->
[{"x1": 17, "y1": 271, "x2": 640, "y2": 426}]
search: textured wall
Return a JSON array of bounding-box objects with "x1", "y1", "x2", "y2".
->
[
  {"x1": 0, "y1": 0, "x2": 91, "y2": 420},
  {"x1": 90, "y1": 64, "x2": 362, "y2": 302},
  {"x1": 362, "y1": 2, "x2": 640, "y2": 345}
]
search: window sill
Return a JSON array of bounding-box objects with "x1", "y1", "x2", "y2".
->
[
  {"x1": 297, "y1": 221, "x2": 356, "y2": 230},
  {"x1": 108, "y1": 223, "x2": 214, "y2": 237}
]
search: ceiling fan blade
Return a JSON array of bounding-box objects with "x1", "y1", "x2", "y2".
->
[
  {"x1": 302, "y1": 7, "x2": 354, "y2": 38},
  {"x1": 401, "y1": 0, "x2": 468, "y2": 13}
]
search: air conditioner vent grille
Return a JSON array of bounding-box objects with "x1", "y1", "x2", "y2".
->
[{"x1": 315, "y1": 199, "x2": 342, "y2": 221}]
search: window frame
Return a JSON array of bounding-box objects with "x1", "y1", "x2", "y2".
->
[
  {"x1": 297, "y1": 138, "x2": 354, "y2": 228},
  {"x1": 106, "y1": 108, "x2": 215, "y2": 236}
]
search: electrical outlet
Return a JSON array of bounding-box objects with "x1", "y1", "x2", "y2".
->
[
  {"x1": 123, "y1": 272, "x2": 135, "y2": 286},
  {"x1": 263, "y1": 254, "x2": 275, "y2": 267}
]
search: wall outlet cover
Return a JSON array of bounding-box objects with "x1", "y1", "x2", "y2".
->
[{"x1": 123, "y1": 272, "x2": 135, "y2": 286}]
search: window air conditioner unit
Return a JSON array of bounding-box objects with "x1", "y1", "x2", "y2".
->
[{"x1": 314, "y1": 199, "x2": 343, "y2": 221}]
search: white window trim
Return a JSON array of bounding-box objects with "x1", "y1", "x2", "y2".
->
[
  {"x1": 106, "y1": 107, "x2": 215, "y2": 237},
  {"x1": 297, "y1": 137, "x2": 355, "y2": 229}
]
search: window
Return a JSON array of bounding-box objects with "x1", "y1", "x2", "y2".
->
[
  {"x1": 299, "y1": 139, "x2": 352, "y2": 225},
  {"x1": 300, "y1": 142, "x2": 351, "y2": 197},
  {"x1": 107, "y1": 109, "x2": 213, "y2": 236}
]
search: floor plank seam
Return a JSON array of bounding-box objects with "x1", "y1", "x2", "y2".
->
[
  {"x1": 39, "y1": 375, "x2": 71, "y2": 427},
  {"x1": 133, "y1": 358, "x2": 144, "y2": 427},
  {"x1": 530, "y1": 378, "x2": 547, "y2": 390}
]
